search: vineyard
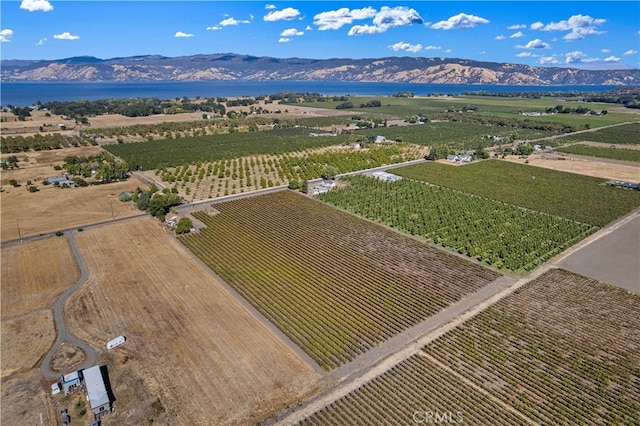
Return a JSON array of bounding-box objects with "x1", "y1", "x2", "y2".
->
[
  {"x1": 423, "y1": 268, "x2": 640, "y2": 425},
  {"x1": 560, "y1": 122, "x2": 640, "y2": 145},
  {"x1": 391, "y1": 160, "x2": 640, "y2": 227},
  {"x1": 556, "y1": 144, "x2": 640, "y2": 163},
  {"x1": 103, "y1": 128, "x2": 352, "y2": 169},
  {"x1": 318, "y1": 175, "x2": 597, "y2": 272},
  {"x1": 299, "y1": 354, "x2": 529, "y2": 425},
  {"x1": 150, "y1": 143, "x2": 428, "y2": 201},
  {"x1": 180, "y1": 190, "x2": 500, "y2": 370},
  {"x1": 299, "y1": 269, "x2": 640, "y2": 425}
]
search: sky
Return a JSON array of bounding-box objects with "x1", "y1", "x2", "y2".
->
[{"x1": 1, "y1": 1, "x2": 639, "y2": 69}]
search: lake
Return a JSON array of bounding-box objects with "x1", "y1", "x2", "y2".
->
[{"x1": 0, "y1": 80, "x2": 622, "y2": 107}]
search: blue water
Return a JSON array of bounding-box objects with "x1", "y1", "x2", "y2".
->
[{"x1": 0, "y1": 81, "x2": 621, "y2": 107}]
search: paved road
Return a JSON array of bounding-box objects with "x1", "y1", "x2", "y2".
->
[{"x1": 40, "y1": 232, "x2": 97, "y2": 378}]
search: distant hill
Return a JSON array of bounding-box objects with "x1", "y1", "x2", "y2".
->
[{"x1": 2, "y1": 53, "x2": 639, "y2": 85}]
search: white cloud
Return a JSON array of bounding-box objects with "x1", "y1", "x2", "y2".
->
[
  {"x1": 36, "y1": 37, "x2": 47, "y2": 45},
  {"x1": 280, "y1": 28, "x2": 303, "y2": 37},
  {"x1": 601, "y1": 48, "x2": 610, "y2": 53},
  {"x1": 0, "y1": 29, "x2": 14, "y2": 43},
  {"x1": 495, "y1": 35, "x2": 506, "y2": 40},
  {"x1": 54, "y1": 32, "x2": 80, "y2": 40},
  {"x1": 219, "y1": 17, "x2": 250, "y2": 26},
  {"x1": 431, "y1": 13, "x2": 489, "y2": 30},
  {"x1": 348, "y1": 6, "x2": 423, "y2": 35},
  {"x1": 313, "y1": 7, "x2": 376, "y2": 31},
  {"x1": 565, "y1": 50, "x2": 587, "y2": 63},
  {"x1": 265, "y1": 4, "x2": 276, "y2": 10},
  {"x1": 509, "y1": 31, "x2": 524, "y2": 39},
  {"x1": 508, "y1": 24, "x2": 526, "y2": 30},
  {"x1": 623, "y1": 49, "x2": 638, "y2": 56},
  {"x1": 389, "y1": 41, "x2": 423, "y2": 53},
  {"x1": 538, "y1": 56, "x2": 559, "y2": 65},
  {"x1": 305, "y1": 25, "x2": 313, "y2": 31},
  {"x1": 532, "y1": 14, "x2": 606, "y2": 40},
  {"x1": 174, "y1": 31, "x2": 194, "y2": 38},
  {"x1": 530, "y1": 22, "x2": 544, "y2": 30},
  {"x1": 424, "y1": 45, "x2": 441, "y2": 50},
  {"x1": 348, "y1": 24, "x2": 383, "y2": 36},
  {"x1": 604, "y1": 56, "x2": 622, "y2": 62},
  {"x1": 278, "y1": 37, "x2": 291, "y2": 43},
  {"x1": 206, "y1": 26, "x2": 221, "y2": 31},
  {"x1": 20, "y1": 0, "x2": 53, "y2": 12},
  {"x1": 264, "y1": 7, "x2": 300, "y2": 22},
  {"x1": 516, "y1": 38, "x2": 550, "y2": 49},
  {"x1": 515, "y1": 52, "x2": 532, "y2": 57}
]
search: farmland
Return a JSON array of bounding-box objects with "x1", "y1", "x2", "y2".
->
[
  {"x1": 299, "y1": 354, "x2": 530, "y2": 425},
  {"x1": 297, "y1": 269, "x2": 640, "y2": 425},
  {"x1": 103, "y1": 128, "x2": 352, "y2": 170},
  {"x1": 424, "y1": 268, "x2": 640, "y2": 425},
  {"x1": 391, "y1": 160, "x2": 640, "y2": 227},
  {"x1": 180, "y1": 190, "x2": 500, "y2": 370},
  {"x1": 559, "y1": 122, "x2": 640, "y2": 145},
  {"x1": 556, "y1": 144, "x2": 640, "y2": 163},
  {"x1": 318, "y1": 175, "x2": 597, "y2": 271},
  {"x1": 65, "y1": 217, "x2": 319, "y2": 425},
  {"x1": 148, "y1": 143, "x2": 427, "y2": 201}
]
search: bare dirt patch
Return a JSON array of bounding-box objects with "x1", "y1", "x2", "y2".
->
[
  {"x1": 1, "y1": 310, "x2": 55, "y2": 377},
  {"x1": 1, "y1": 236, "x2": 79, "y2": 317},
  {"x1": 64, "y1": 217, "x2": 319, "y2": 425},
  {"x1": 502, "y1": 152, "x2": 640, "y2": 182},
  {"x1": 1, "y1": 370, "x2": 56, "y2": 426},
  {"x1": 49, "y1": 343, "x2": 86, "y2": 373},
  {"x1": 0, "y1": 176, "x2": 145, "y2": 240}
]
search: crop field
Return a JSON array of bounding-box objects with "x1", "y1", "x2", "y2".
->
[
  {"x1": 296, "y1": 95, "x2": 634, "y2": 126},
  {"x1": 318, "y1": 176, "x2": 596, "y2": 271},
  {"x1": 181, "y1": 190, "x2": 500, "y2": 370},
  {"x1": 103, "y1": 128, "x2": 352, "y2": 169},
  {"x1": 299, "y1": 268, "x2": 640, "y2": 425},
  {"x1": 556, "y1": 143, "x2": 640, "y2": 163},
  {"x1": 355, "y1": 121, "x2": 557, "y2": 150},
  {"x1": 150, "y1": 143, "x2": 427, "y2": 201},
  {"x1": 66, "y1": 217, "x2": 318, "y2": 425},
  {"x1": 560, "y1": 122, "x2": 640, "y2": 145},
  {"x1": 299, "y1": 354, "x2": 530, "y2": 426},
  {"x1": 423, "y1": 268, "x2": 640, "y2": 425},
  {"x1": 391, "y1": 160, "x2": 640, "y2": 227}
]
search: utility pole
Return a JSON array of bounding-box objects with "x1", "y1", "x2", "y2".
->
[
  {"x1": 16, "y1": 219, "x2": 21, "y2": 239},
  {"x1": 110, "y1": 203, "x2": 114, "y2": 220}
]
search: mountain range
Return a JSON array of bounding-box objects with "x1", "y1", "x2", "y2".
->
[{"x1": 2, "y1": 53, "x2": 639, "y2": 85}]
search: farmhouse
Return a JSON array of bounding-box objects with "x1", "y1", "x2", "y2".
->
[
  {"x1": 371, "y1": 171, "x2": 402, "y2": 182},
  {"x1": 47, "y1": 174, "x2": 74, "y2": 186},
  {"x1": 446, "y1": 154, "x2": 473, "y2": 163},
  {"x1": 60, "y1": 371, "x2": 82, "y2": 394},
  {"x1": 84, "y1": 365, "x2": 112, "y2": 419}
]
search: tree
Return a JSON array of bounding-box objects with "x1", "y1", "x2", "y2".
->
[
  {"x1": 175, "y1": 217, "x2": 193, "y2": 234},
  {"x1": 322, "y1": 165, "x2": 338, "y2": 180},
  {"x1": 288, "y1": 179, "x2": 300, "y2": 190}
]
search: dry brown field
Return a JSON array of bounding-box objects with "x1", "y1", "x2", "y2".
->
[
  {"x1": 502, "y1": 152, "x2": 640, "y2": 182},
  {"x1": 1, "y1": 176, "x2": 145, "y2": 240},
  {"x1": 1, "y1": 236, "x2": 80, "y2": 425},
  {"x1": 1, "y1": 236, "x2": 79, "y2": 317},
  {"x1": 62, "y1": 217, "x2": 319, "y2": 424}
]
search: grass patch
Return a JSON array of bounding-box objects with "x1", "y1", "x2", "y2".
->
[{"x1": 556, "y1": 144, "x2": 640, "y2": 163}]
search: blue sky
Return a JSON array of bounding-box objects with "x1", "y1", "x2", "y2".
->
[{"x1": 1, "y1": 1, "x2": 638, "y2": 68}]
